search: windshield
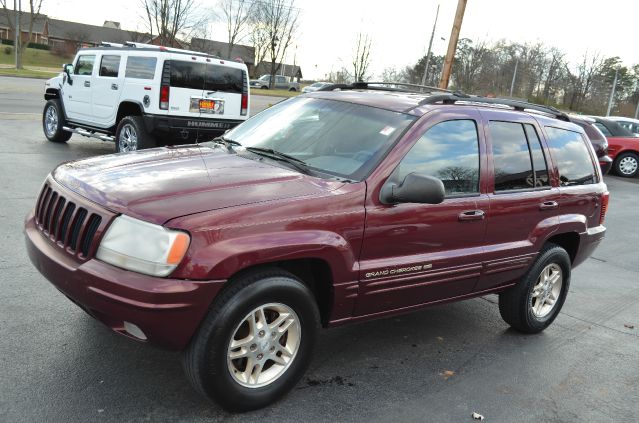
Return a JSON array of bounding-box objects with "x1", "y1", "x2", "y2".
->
[
  {"x1": 310, "y1": 82, "x2": 325, "y2": 88},
  {"x1": 258, "y1": 75, "x2": 270, "y2": 81},
  {"x1": 225, "y1": 97, "x2": 416, "y2": 180}
]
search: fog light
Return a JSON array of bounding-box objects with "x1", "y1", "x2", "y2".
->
[{"x1": 124, "y1": 321, "x2": 147, "y2": 340}]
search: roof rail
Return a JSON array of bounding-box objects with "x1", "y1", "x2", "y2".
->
[
  {"x1": 418, "y1": 93, "x2": 570, "y2": 121},
  {"x1": 100, "y1": 41, "x2": 123, "y2": 47},
  {"x1": 99, "y1": 41, "x2": 222, "y2": 59},
  {"x1": 317, "y1": 81, "x2": 453, "y2": 94}
]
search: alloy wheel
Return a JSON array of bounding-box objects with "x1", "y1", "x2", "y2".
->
[
  {"x1": 530, "y1": 263, "x2": 563, "y2": 318},
  {"x1": 45, "y1": 105, "x2": 58, "y2": 137},
  {"x1": 118, "y1": 124, "x2": 138, "y2": 152}
]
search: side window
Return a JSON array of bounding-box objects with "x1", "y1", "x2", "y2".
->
[
  {"x1": 277, "y1": 76, "x2": 286, "y2": 83},
  {"x1": 74, "y1": 55, "x2": 95, "y2": 75},
  {"x1": 99, "y1": 55, "x2": 120, "y2": 77},
  {"x1": 593, "y1": 122, "x2": 612, "y2": 137},
  {"x1": 125, "y1": 56, "x2": 157, "y2": 79},
  {"x1": 524, "y1": 124, "x2": 550, "y2": 187},
  {"x1": 545, "y1": 126, "x2": 597, "y2": 186},
  {"x1": 169, "y1": 61, "x2": 205, "y2": 89},
  {"x1": 490, "y1": 121, "x2": 534, "y2": 191},
  {"x1": 393, "y1": 120, "x2": 480, "y2": 196}
]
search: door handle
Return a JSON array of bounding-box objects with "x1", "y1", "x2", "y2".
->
[
  {"x1": 111, "y1": 83, "x2": 118, "y2": 90},
  {"x1": 539, "y1": 201, "x2": 559, "y2": 210},
  {"x1": 458, "y1": 210, "x2": 485, "y2": 221},
  {"x1": 84, "y1": 81, "x2": 90, "y2": 87}
]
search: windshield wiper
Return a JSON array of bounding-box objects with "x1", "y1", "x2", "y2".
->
[
  {"x1": 245, "y1": 147, "x2": 312, "y2": 174},
  {"x1": 206, "y1": 136, "x2": 242, "y2": 151}
]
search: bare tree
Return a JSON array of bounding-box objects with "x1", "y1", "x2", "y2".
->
[
  {"x1": 248, "y1": 21, "x2": 268, "y2": 77},
  {"x1": 215, "y1": 0, "x2": 254, "y2": 59},
  {"x1": 1, "y1": 0, "x2": 44, "y2": 69},
  {"x1": 141, "y1": 0, "x2": 203, "y2": 46},
  {"x1": 352, "y1": 32, "x2": 372, "y2": 82},
  {"x1": 252, "y1": 0, "x2": 299, "y2": 88}
]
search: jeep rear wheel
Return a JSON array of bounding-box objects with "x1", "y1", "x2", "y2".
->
[
  {"x1": 182, "y1": 268, "x2": 319, "y2": 411},
  {"x1": 115, "y1": 116, "x2": 155, "y2": 152},
  {"x1": 498, "y1": 243, "x2": 571, "y2": 333},
  {"x1": 42, "y1": 99, "x2": 71, "y2": 143}
]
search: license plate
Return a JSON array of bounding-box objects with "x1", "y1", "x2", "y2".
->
[{"x1": 200, "y1": 99, "x2": 224, "y2": 114}]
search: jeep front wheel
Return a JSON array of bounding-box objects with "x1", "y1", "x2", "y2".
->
[
  {"x1": 115, "y1": 116, "x2": 155, "y2": 152},
  {"x1": 182, "y1": 269, "x2": 319, "y2": 411},
  {"x1": 42, "y1": 99, "x2": 71, "y2": 143}
]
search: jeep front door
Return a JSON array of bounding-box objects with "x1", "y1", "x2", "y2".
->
[
  {"x1": 63, "y1": 54, "x2": 95, "y2": 121},
  {"x1": 356, "y1": 112, "x2": 488, "y2": 316}
]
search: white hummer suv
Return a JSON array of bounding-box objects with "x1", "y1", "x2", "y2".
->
[{"x1": 42, "y1": 42, "x2": 250, "y2": 152}]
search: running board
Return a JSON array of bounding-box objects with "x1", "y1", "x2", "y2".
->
[{"x1": 62, "y1": 126, "x2": 114, "y2": 142}]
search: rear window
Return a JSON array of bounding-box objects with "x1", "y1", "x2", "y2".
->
[
  {"x1": 170, "y1": 61, "x2": 205, "y2": 90},
  {"x1": 125, "y1": 56, "x2": 157, "y2": 79},
  {"x1": 206, "y1": 64, "x2": 243, "y2": 93},
  {"x1": 545, "y1": 126, "x2": 597, "y2": 186},
  {"x1": 169, "y1": 61, "x2": 243, "y2": 93}
]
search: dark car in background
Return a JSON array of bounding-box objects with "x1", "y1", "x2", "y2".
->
[
  {"x1": 589, "y1": 117, "x2": 639, "y2": 178},
  {"x1": 568, "y1": 115, "x2": 613, "y2": 175}
]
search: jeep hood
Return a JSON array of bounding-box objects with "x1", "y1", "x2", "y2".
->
[{"x1": 53, "y1": 146, "x2": 342, "y2": 225}]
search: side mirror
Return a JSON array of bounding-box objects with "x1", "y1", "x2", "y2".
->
[
  {"x1": 380, "y1": 173, "x2": 445, "y2": 205},
  {"x1": 62, "y1": 63, "x2": 73, "y2": 85}
]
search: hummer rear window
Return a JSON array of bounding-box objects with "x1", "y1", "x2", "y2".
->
[{"x1": 125, "y1": 57, "x2": 157, "y2": 79}]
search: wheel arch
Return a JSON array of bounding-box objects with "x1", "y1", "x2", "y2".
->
[
  {"x1": 227, "y1": 258, "x2": 334, "y2": 326},
  {"x1": 115, "y1": 101, "x2": 144, "y2": 128},
  {"x1": 44, "y1": 88, "x2": 59, "y2": 100},
  {"x1": 545, "y1": 231, "x2": 580, "y2": 264}
]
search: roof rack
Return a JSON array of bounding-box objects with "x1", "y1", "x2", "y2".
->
[
  {"x1": 317, "y1": 81, "x2": 453, "y2": 94},
  {"x1": 417, "y1": 94, "x2": 570, "y2": 121}
]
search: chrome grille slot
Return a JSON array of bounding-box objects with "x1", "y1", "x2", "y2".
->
[
  {"x1": 58, "y1": 202, "x2": 76, "y2": 244},
  {"x1": 42, "y1": 192, "x2": 58, "y2": 233},
  {"x1": 80, "y1": 214, "x2": 102, "y2": 257}
]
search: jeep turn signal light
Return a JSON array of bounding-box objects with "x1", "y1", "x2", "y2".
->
[{"x1": 167, "y1": 232, "x2": 190, "y2": 265}]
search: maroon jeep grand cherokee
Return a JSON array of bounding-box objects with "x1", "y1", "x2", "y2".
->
[{"x1": 25, "y1": 83, "x2": 608, "y2": 411}]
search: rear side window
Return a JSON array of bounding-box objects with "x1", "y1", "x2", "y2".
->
[
  {"x1": 592, "y1": 122, "x2": 612, "y2": 137},
  {"x1": 489, "y1": 121, "x2": 550, "y2": 191},
  {"x1": 170, "y1": 61, "x2": 205, "y2": 89},
  {"x1": 545, "y1": 126, "x2": 597, "y2": 186},
  {"x1": 74, "y1": 55, "x2": 95, "y2": 75},
  {"x1": 99, "y1": 55, "x2": 120, "y2": 77},
  {"x1": 125, "y1": 56, "x2": 157, "y2": 79},
  {"x1": 205, "y1": 64, "x2": 243, "y2": 93},
  {"x1": 394, "y1": 120, "x2": 480, "y2": 196}
]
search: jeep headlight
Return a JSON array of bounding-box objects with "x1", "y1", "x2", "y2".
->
[{"x1": 96, "y1": 215, "x2": 190, "y2": 277}]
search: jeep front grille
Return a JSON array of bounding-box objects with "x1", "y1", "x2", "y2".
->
[{"x1": 35, "y1": 183, "x2": 108, "y2": 259}]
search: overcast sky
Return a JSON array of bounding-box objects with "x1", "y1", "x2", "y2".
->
[{"x1": 42, "y1": 0, "x2": 636, "y2": 80}]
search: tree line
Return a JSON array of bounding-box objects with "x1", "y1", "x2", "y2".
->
[{"x1": 381, "y1": 38, "x2": 638, "y2": 117}]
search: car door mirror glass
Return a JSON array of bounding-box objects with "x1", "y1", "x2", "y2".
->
[
  {"x1": 380, "y1": 172, "x2": 445, "y2": 205},
  {"x1": 63, "y1": 63, "x2": 73, "y2": 85}
]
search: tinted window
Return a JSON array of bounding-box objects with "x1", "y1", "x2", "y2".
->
[
  {"x1": 490, "y1": 121, "x2": 534, "y2": 191},
  {"x1": 125, "y1": 56, "x2": 157, "y2": 79},
  {"x1": 205, "y1": 64, "x2": 243, "y2": 93},
  {"x1": 545, "y1": 126, "x2": 597, "y2": 186},
  {"x1": 99, "y1": 55, "x2": 120, "y2": 77},
  {"x1": 524, "y1": 124, "x2": 550, "y2": 187},
  {"x1": 593, "y1": 122, "x2": 612, "y2": 137},
  {"x1": 394, "y1": 120, "x2": 480, "y2": 196},
  {"x1": 276, "y1": 76, "x2": 286, "y2": 83},
  {"x1": 74, "y1": 55, "x2": 95, "y2": 75},
  {"x1": 170, "y1": 61, "x2": 205, "y2": 89}
]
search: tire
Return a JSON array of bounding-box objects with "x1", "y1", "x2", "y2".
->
[
  {"x1": 115, "y1": 115, "x2": 155, "y2": 152},
  {"x1": 260, "y1": 85, "x2": 269, "y2": 90},
  {"x1": 498, "y1": 243, "x2": 571, "y2": 333},
  {"x1": 182, "y1": 268, "x2": 320, "y2": 412},
  {"x1": 613, "y1": 152, "x2": 639, "y2": 178},
  {"x1": 42, "y1": 99, "x2": 71, "y2": 143},
  {"x1": 288, "y1": 87, "x2": 297, "y2": 92}
]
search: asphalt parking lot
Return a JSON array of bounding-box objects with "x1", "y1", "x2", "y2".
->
[{"x1": 0, "y1": 76, "x2": 638, "y2": 422}]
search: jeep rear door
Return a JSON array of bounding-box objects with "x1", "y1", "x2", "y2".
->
[
  {"x1": 356, "y1": 109, "x2": 489, "y2": 316},
  {"x1": 476, "y1": 110, "x2": 561, "y2": 292}
]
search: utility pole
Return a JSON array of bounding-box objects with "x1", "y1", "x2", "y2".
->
[
  {"x1": 13, "y1": 0, "x2": 20, "y2": 69},
  {"x1": 421, "y1": 4, "x2": 440, "y2": 88},
  {"x1": 509, "y1": 58, "x2": 519, "y2": 97},
  {"x1": 634, "y1": 99, "x2": 639, "y2": 119},
  {"x1": 606, "y1": 67, "x2": 619, "y2": 117},
  {"x1": 439, "y1": 0, "x2": 467, "y2": 89}
]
